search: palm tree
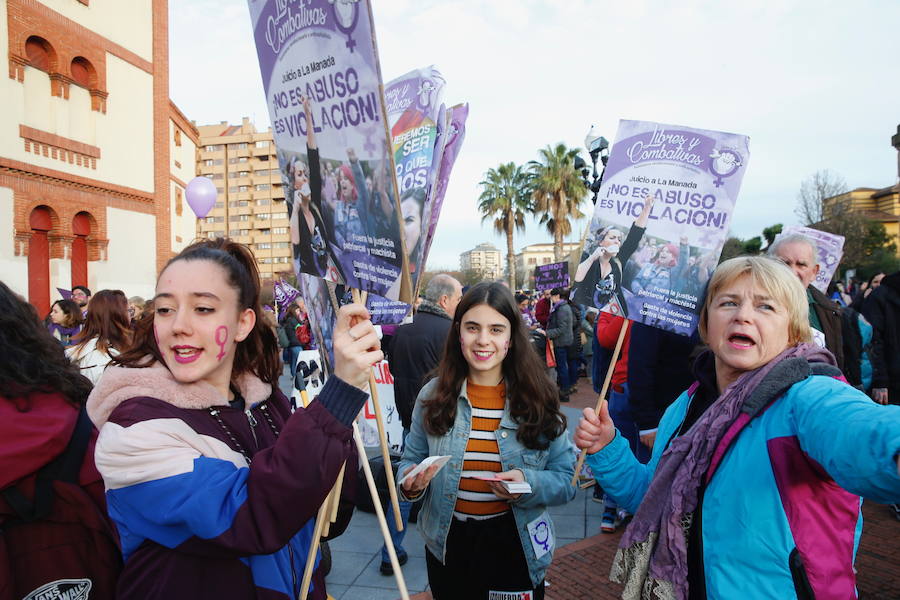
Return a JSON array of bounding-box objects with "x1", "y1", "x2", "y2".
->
[
  {"x1": 528, "y1": 143, "x2": 588, "y2": 262},
  {"x1": 477, "y1": 162, "x2": 531, "y2": 288}
]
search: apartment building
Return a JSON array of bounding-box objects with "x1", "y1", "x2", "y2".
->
[
  {"x1": 196, "y1": 118, "x2": 291, "y2": 280},
  {"x1": 460, "y1": 242, "x2": 502, "y2": 280}
]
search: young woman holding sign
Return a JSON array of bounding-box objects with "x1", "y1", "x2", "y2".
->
[
  {"x1": 86, "y1": 238, "x2": 374, "y2": 600},
  {"x1": 398, "y1": 282, "x2": 575, "y2": 599}
]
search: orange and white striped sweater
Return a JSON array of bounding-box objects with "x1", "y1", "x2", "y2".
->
[{"x1": 454, "y1": 381, "x2": 509, "y2": 519}]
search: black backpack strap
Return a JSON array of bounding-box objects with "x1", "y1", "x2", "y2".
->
[{"x1": 2, "y1": 404, "x2": 93, "y2": 523}]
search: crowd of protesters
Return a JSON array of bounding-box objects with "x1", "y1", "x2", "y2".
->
[{"x1": 2, "y1": 230, "x2": 899, "y2": 599}]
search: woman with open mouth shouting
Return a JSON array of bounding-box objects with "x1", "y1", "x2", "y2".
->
[
  {"x1": 86, "y1": 238, "x2": 380, "y2": 600},
  {"x1": 397, "y1": 282, "x2": 576, "y2": 599},
  {"x1": 575, "y1": 255, "x2": 900, "y2": 600}
]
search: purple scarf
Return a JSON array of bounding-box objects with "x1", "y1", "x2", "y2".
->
[{"x1": 610, "y1": 343, "x2": 835, "y2": 599}]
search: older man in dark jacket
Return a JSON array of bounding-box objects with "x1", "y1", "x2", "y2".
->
[
  {"x1": 769, "y1": 234, "x2": 845, "y2": 371},
  {"x1": 380, "y1": 273, "x2": 461, "y2": 574},
  {"x1": 389, "y1": 274, "x2": 462, "y2": 429}
]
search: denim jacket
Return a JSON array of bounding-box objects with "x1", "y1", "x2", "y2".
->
[{"x1": 398, "y1": 379, "x2": 576, "y2": 587}]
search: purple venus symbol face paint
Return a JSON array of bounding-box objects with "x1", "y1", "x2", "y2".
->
[{"x1": 215, "y1": 326, "x2": 228, "y2": 361}]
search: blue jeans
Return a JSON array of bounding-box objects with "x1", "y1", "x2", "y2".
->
[
  {"x1": 287, "y1": 346, "x2": 302, "y2": 379},
  {"x1": 568, "y1": 351, "x2": 581, "y2": 385},
  {"x1": 382, "y1": 428, "x2": 411, "y2": 563},
  {"x1": 554, "y1": 345, "x2": 571, "y2": 390}
]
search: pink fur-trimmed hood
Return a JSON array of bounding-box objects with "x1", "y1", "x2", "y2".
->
[{"x1": 87, "y1": 360, "x2": 272, "y2": 428}]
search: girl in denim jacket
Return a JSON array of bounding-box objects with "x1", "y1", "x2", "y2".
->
[{"x1": 398, "y1": 282, "x2": 576, "y2": 599}]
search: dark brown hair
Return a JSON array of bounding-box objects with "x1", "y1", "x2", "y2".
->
[
  {"x1": 0, "y1": 281, "x2": 92, "y2": 405},
  {"x1": 72, "y1": 289, "x2": 131, "y2": 355},
  {"x1": 113, "y1": 238, "x2": 281, "y2": 385},
  {"x1": 422, "y1": 281, "x2": 566, "y2": 450},
  {"x1": 46, "y1": 298, "x2": 83, "y2": 328}
]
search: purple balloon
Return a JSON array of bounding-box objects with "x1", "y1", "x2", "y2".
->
[{"x1": 185, "y1": 176, "x2": 218, "y2": 218}]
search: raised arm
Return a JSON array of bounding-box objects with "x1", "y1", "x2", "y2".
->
[
  {"x1": 575, "y1": 246, "x2": 603, "y2": 283},
  {"x1": 302, "y1": 95, "x2": 317, "y2": 150},
  {"x1": 634, "y1": 194, "x2": 654, "y2": 228}
]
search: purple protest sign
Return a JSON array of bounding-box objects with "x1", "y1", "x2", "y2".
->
[
  {"x1": 420, "y1": 103, "x2": 469, "y2": 271},
  {"x1": 573, "y1": 120, "x2": 750, "y2": 336},
  {"x1": 247, "y1": 0, "x2": 412, "y2": 302},
  {"x1": 780, "y1": 225, "x2": 845, "y2": 293},
  {"x1": 534, "y1": 261, "x2": 570, "y2": 291},
  {"x1": 385, "y1": 66, "x2": 445, "y2": 291},
  {"x1": 365, "y1": 295, "x2": 411, "y2": 325},
  {"x1": 273, "y1": 278, "x2": 301, "y2": 311}
]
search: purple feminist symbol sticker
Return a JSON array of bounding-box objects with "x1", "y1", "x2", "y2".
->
[
  {"x1": 331, "y1": 0, "x2": 360, "y2": 52},
  {"x1": 708, "y1": 148, "x2": 743, "y2": 188}
]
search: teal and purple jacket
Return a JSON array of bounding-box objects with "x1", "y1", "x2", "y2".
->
[{"x1": 587, "y1": 360, "x2": 900, "y2": 599}]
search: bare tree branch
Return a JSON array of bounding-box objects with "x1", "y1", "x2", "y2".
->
[{"x1": 795, "y1": 170, "x2": 849, "y2": 225}]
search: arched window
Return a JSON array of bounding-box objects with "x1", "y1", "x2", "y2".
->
[
  {"x1": 25, "y1": 36, "x2": 53, "y2": 72},
  {"x1": 70, "y1": 56, "x2": 96, "y2": 88},
  {"x1": 28, "y1": 206, "x2": 54, "y2": 315}
]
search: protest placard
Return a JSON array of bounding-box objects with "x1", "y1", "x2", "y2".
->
[
  {"x1": 385, "y1": 66, "x2": 445, "y2": 287},
  {"x1": 534, "y1": 261, "x2": 570, "y2": 291},
  {"x1": 290, "y1": 349, "x2": 327, "y2": 408},
  {"x1": 360, "y1": 99, "x2": 469, "y2": 326},
  {"x1": 572, "y1": 120, "x2": 750, "y2": 336},
  {"x1": 297, "y1": 271, "x2": 337, "y2": 374},
  {"x1": 358, "y1": 360, "x2": 404, "y2": 452},
  {"x1": 779, "y1": 225, "x2": 845, "y2": 293},
  {"x1": 422, "y1": 103, "x2": 468, "y2": 270},
  {"x1": 248, "y1": 0, "x2": 411, "y2": 302}
]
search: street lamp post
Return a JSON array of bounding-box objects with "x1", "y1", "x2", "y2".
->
[{"x1": 575, "y1": 125, "x2": 609, "y2": 204}]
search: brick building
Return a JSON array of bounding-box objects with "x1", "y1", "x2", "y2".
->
[
  {"x1": 196, "y1": 118, "x2": 291, "y2": 281},
  {"x1": 0, "y1": 0, "x2": 198, "y2": 315}
]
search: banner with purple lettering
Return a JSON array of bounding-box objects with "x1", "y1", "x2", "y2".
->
[
  {"x1": 779, "y1": 225, "x2": 845, "y2": 293},
  {"x1": 361, "y1": 101, "x2": 469, "y2": 326},
  {"x1": 534, "y1": 261, "x2": 570, "y2": 291},
  {"x1": 572, "y1": 120, "x2": 750, "y2": 336},
  {"x1": 421, "y1": 103, "x2": 469, "y2": 271},
  {"x1": 385, "y1": 66, "x2": 445, "y2": 289},
  {"x1": 247, "y1": 0, "x2": 411, "y2": 301}
]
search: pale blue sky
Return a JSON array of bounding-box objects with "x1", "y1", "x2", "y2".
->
[{"x1": 170, "y1": 0, "x2": 900, "y2": 269}]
